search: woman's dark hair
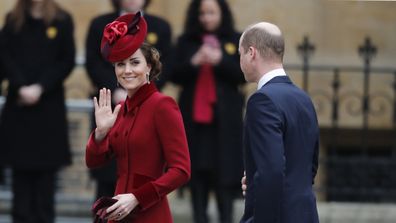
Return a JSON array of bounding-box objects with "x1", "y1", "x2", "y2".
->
[
  {"x1": 183, "y1": 0, "x2": 235, "y2": 39},
  {"x1": 8, "y1": 0, "x2": 64, "y2": 32},
  {"x1": 140, "y1": 42, "x2": 162, "y2": 81},
  {"x1": 111, "y1": 0, "x2": 152, "y2": 12}
]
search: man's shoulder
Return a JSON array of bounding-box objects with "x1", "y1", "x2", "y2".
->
[
  {"x1": 256, "y1": 80, "x2": 305, "y2": 104},
  {"x1": 247, "y1": 90, "x2": 274, "y2": 109},
  {"x1": 260, "y1": 76, "x2": 306, "y2": 97},
  {"x1": 260, "y1": 77, "x2": 316, "y2": 113}
]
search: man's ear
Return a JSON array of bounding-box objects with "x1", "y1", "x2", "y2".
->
[{"x1": 248, "y1": 46, "x2": 256, "y2": 60}]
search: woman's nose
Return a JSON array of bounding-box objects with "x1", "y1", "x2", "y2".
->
[{"x1": 125, "y1": 63, "x2": 133, "y2": 74}]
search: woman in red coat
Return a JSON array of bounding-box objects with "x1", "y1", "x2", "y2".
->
[{"x1": 85, "y1": 12, "x2": 191, "y2": 223}]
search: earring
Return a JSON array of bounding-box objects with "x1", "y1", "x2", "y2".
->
[
  {"x1": 116, "y1": 82, "x2": 120, "y2": 87},
  {"x1": 146, "y1": 73, "x2": 150, "y2": 84}
]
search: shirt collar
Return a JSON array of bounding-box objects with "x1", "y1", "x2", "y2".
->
[{"x1": 257, "y1": 68, "x2": 287, "y2": 90}]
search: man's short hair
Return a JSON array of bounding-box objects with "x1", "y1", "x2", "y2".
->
[{"x1": 241, "y1": 26, "x2": 285, "y2": 62}]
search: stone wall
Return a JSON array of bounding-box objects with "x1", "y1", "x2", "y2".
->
[{"x1": 1, "y1": 0, "x2": 395, "y2": 99}]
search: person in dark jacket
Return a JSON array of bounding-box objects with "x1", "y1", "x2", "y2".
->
[
  {"x1": 85, "y1": 0, "x2": 172, "y2": 202},
  {"x1": 0, "y1": 29, "x2": 4, "y2": 100},
  {"x1": 0, "y1": 29, "x2": 5, "y2": 97},
  {"x1": 239, "y1": 22, "x2": 320, "y2": 223},
  {"x1": 0, "y1": 30, "x2": 4, "y2": 185},
  {"x1": 0, "y1": 31, "x2": 3, "y2": 98},
  {"x1": 0, "y1": 0, "x2": 75, "y2": 222},
  {"x1": 171, "y1": 0, "x2": 245, "y2": 222}
]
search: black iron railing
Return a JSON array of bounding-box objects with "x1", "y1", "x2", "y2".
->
[{"x1": 289, "y1": 36, "x2": 396, "y2": 202}]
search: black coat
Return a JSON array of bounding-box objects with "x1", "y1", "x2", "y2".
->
[
  {"x1": 0, "y1": 64, "x2": 3, "y2": 93},
  {"x1": 171, "y1": 32, "x2": 245, "y2": 186},
  {"x1": 0, "y1": 43, "x2": 3, "y2": 94},
  {"x1": 0, "y1": 31, "x2": 4, "y2": 184},
  {"x1": 0, "y1": 12, "x2": 75, "y2": 170},
  {"x1": 0, "y1": 30, "x2": 4, "y2": 94},
  {"x1": 85, "y1": 12, "x2": 172, "y2": 181}
]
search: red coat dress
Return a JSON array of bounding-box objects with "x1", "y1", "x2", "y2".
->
[{"x1": 86, "y1": 83, "x2": 191, "y2": 223}]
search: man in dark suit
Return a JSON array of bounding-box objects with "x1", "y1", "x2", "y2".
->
[
  {"x1": 238, "y1": 22, "x2": 320, "y2": 223},
  {"x1": 85, "y1": 0, "x2": 172, "y2": 200}
]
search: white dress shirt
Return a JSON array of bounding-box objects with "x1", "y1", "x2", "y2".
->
[{"x1": 257, "y1": 68, "x2": 287, "y2": 90}]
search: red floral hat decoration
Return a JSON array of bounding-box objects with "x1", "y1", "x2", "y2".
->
[{"x1": 101, "y1": 12, "x2": 147, "y2": 63}]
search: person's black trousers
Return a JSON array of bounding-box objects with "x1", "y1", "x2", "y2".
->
[
  {"x1": 191, "y1": 170, "x2": 234, "y2": 223},
  {"x1": 0, "y1": 166, "x2": 5, "y2": 185},
  {"x1": 11, "y1": 169, "x2": 57, "y2": 223}
]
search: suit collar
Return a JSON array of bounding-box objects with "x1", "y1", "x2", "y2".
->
[
  {"x1": 259, "y1": 76, "x2": 292, "y2": 90},
  {"x1": 257, "y1": 68, "x2": 287, "y2": 89}
]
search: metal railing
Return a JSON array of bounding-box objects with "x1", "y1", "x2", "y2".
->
[{"x1": 290, "y1": 36, "x2": 396, "y2": 202}]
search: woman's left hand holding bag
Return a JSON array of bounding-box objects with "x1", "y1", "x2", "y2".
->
[{"x1": 106, "y1": 193, "x2": 139, "y2": 221}]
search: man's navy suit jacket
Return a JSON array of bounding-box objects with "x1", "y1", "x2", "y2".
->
[{"x1": 241, "y1": 75, "x2": 320, "y2": 223}]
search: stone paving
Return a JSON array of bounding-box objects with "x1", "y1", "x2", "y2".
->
[{"x1": 1, "y1": 190, "x2": 396, "y2": 223}]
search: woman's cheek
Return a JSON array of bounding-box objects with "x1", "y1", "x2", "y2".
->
[{"x1": 115, "y1": 67, "x2": 124, "y2": 77}]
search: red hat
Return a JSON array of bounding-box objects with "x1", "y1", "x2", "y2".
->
[{"x1": 101, "y1": 12, "x2": 147, "y2": 63}]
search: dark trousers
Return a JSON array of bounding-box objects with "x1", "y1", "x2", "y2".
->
[
  {"x1": 11, "y1": 169, "x2": 57, "y2": 223},
  {"x1": 0, "y1": 166, "x2": 5, "y2": 185},
  {"x1": 191, "y1": 170, "x2": 234, "y2": 223}
]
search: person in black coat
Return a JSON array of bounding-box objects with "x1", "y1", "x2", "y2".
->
[
  {"x1": 0, "y1": 0, "x2": 75, "y2": 222},
  {"x1": 85, "y1": 0, "x2": 172, "y2": 201},
  {"x1": 171, "y1": 0, "x2": 245, "y2": 222},
  {"x1": 0, "y1": 30, "x2": 3, "y2": 98},
  {"x1": 0, "y1": 32, "x2": 3, "y2": 95},
  {"x1": 0, "y1": 30, "x2": 4, "y2": 186}
]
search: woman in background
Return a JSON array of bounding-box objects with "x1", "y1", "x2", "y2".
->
[
  {"x1": 0, "y1": 0, "x2": 75, "y2": 222},
  {"x1": 171, "y1": 0, "x2": 245, "y2": 222}
]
